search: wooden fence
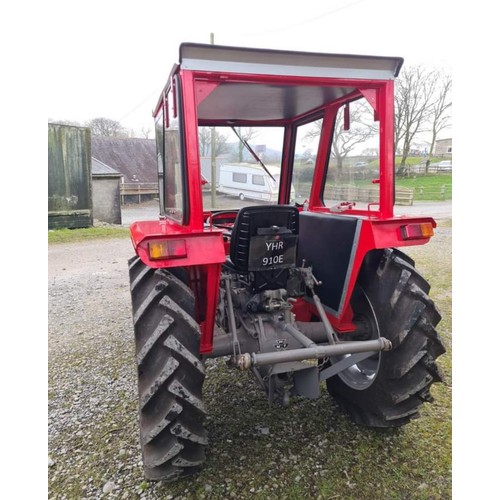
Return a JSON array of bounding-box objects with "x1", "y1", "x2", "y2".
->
[
  {"x1": 326, "y1": 185, "x2": 415, "y2": 206},
  {"x1": 120, "y1": 183, "x2": 158, "y2": 204},
  {"x1": 119, "y1": 182, "x2": 423, "y2": 206}
]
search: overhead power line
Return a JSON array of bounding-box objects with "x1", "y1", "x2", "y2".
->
[{"x1": 238, "y1": 0, "x2": 367, "y2": 37}]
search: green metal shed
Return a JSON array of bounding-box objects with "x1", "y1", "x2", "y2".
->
[{"x1": 48, "y1": 123, "x2": 92, "y2": 229}]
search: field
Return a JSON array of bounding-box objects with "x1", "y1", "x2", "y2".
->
[
  {"x1": 291, "y1": 157, "x2": 452, "y2": 202},
  {"x1": 396, "y1": 174, "x2": 452, "y2": 201}
]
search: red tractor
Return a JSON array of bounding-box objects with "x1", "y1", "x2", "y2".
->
[{"x1": 128, "y1": 43, "x2": 445, "y2": 481}]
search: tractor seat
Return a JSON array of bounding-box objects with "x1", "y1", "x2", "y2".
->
[{"x1": 226, "y1": 205, "x2": 299, "y2": 292}]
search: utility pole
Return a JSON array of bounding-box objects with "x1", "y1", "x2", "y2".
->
[{"x1": 210, "y1": 33, "x2": 217, "y2": 208}]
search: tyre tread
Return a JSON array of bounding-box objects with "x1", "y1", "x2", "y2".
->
[
  {"x1": 327, "y1": 248, "x2": 445, "y2": 428},
  {"x1": 128, "y1": 257, "x2": 206, "y2": 480}
]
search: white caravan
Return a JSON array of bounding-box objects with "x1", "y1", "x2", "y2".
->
[{"x1": 218, "y1": 163, "x2": 294, "y2": 202}]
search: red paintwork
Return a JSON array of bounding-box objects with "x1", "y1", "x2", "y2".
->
[
  {"x1": 288, "y1": 212, "x2": 435, "y2": 334},
  {"x1": 197, "y1": 263, "x2": 222, "y2": 354},
  {"x1": 130, "y1": 220, "x2": 226, "y2": 269},
  {"x1": 334, "y1": 214, "x2": 435, "y2": 328},
  {"x1": 130, "y1": 219, "x2": 226, "y2": 352},
  {"x1": 132, "y1": 47, "x2": 436, "y2": 354}
]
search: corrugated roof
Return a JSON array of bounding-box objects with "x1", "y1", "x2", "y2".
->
[
  {"x1": 91, "y1": 157, "x2": 121, "y2": 176},
  {"x1": 91, "y1": 136, "x2": 157, "y2": 183}
]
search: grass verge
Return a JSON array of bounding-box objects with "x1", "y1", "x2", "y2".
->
[{"x1": 48, "y1": 226, "x2": 130, "y2": 244}]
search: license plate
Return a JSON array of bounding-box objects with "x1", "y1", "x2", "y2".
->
[{"x1": 248, "y1": 234, "x2": 297, "y2": 271}]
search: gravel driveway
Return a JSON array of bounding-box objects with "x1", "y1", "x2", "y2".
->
[
  {"x1": 48, "y1": 206, "x2": 452, "y2": 499},
  {"x1": 48, "y1": 238, "x2": 140, "y2": 498}
]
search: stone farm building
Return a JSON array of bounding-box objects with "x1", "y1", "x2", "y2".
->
[{"x1": 91, "y1": 136, "x2": 158, "y2": 203}]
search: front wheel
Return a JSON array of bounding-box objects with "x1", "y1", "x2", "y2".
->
[
  {"x1": 128, "y1": 257, "x2": 207, "y2": 480},
  {"x1": 326, "y1": 248, "x2": 446, "y2": 428}
]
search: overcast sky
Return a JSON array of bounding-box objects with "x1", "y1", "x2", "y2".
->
[{"x1": 46, "y1": 0, "x2": 453, "y2": 136}]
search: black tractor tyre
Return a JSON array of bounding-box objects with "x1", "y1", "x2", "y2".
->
[
  {"x1": 326, "y1": 248, "x2": 446, "y2": 428},
  {"x1": 128, "y1": 256, "x2": 207, "y2": 481}
]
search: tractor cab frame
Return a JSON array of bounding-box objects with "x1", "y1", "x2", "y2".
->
[{"x1": 130, "y1": 43, "x2": 435, "y2": 355}]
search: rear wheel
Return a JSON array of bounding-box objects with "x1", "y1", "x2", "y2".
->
[
  {"x1": 128, "y1": 256, "x2": 207, "y2": 480},
  {"x1": 326, "y1": 248, "x2": 445, "y2": 427}
]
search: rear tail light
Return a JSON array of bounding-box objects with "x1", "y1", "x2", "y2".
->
[
  {"x1": 148, "y1": 239, "x2": 187, "y2": 260},
  {"x1": 400, "y1": 222, "x2": 434, "y2": 240}
]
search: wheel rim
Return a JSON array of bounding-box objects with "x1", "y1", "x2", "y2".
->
[{"x1": 338, "y1": 286, "x2": 381, "y2": 390}]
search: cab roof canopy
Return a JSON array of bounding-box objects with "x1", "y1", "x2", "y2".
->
[{"x1": 161, "y1": 43, "x2": 404, "y2": 125}]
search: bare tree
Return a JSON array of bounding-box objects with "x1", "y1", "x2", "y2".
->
[
  {"x1": 141, "y1": 126, "x2": 152, "y2": 139},
  {"x1": 236, "y1": 127, "x2": 259, "y2": 162},
  {"x1": 198, "y1": 127, "x2": 231, "y2": 157},
  {"x1": 213, "y1": 129, "x2": 230, "y2": 157},
  {"x1": 332, "y1": 103, "x2": 376, "y2": 170},
  {"x1": 198, "y1": 127, "x2": 211, "y2": 156},
  {"x1": 304, "y1": 101, "x2": 376, "y2": 170},
  {"x1": 425, "y1": 73, "x2": 452, "y2": 172},
  {"x1": 86, "y1": 117, "x2": 126, "y2": 137},
  {"x1": 394, "y1": 66, "x2": 439, "y2": 170}
]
